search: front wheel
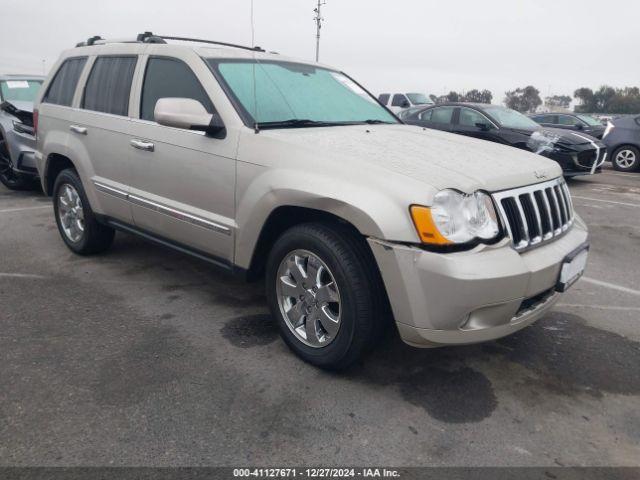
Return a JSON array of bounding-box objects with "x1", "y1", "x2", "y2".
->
[
  {"x1": 612, "y1": 146, "x2": 640, "y2": 172},
  {"x1": 266, "y1": 223, "x2": 387, "y2": 370},
  {"x1": 53, "y1": 168, "x2": 115, "y2": 255}
]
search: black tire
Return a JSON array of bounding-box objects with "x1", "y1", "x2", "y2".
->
[
  {"x1": 52, "y1": 168, "x2": 115, "y2": 255},
  {"x1": 265, "y1": 222, "x2": 388, "y2": 370},
  {"x1": 0, "y1": 135, "x2": 33, "y2": 190},
  {"x1": 612, "y1": 146, "x2": 640, "y2": 172}
]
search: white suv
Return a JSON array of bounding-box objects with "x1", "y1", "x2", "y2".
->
[
  {"x1": 34, "y1": 33, "x2": 589, "y2": 370},
  {"x1": 378, "y1": 92, "x2": 434, "y2": 113}
]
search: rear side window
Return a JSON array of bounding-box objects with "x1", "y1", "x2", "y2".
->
[
  {"x1": 82, "y1": 56, "x2": 137, "y2": 116},
  {"x1": 557, "y1": 115, "x2": 582, "y2": 126},
  {"x1": 378, "y1": 94, "x2": 390, "y2": 105},
  {"x1": 43, "y1": 57, "x2": 87, "y2": 106},
  {"x1": 430, "y1": 106, "x2": 455, "y2": 124},
  {"x1": 140, "y1": 57, "x2": 213, "y2": 122}
]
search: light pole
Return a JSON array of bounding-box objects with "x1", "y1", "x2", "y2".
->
[{"x1": 313, "y1": 0, "x2": 326, "y2": 62}]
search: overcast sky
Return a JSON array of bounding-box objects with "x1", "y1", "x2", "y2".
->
[{"x1": 1, "y1": 0, "x2": 638, "y2": 103}]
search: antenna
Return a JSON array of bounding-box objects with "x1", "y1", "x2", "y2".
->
[{"x1": 313, "y1": 0, "x2": 326, "y2": 62}]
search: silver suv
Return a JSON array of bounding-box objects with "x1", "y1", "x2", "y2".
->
[{"x1": 35, "y1": 33, "x2": 589, "y2": 369}]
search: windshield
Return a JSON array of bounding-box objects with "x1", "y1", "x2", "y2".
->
[
  {"x1": 482, "y1": 106, "x2": 541, "y2": 130},
  {"x1": 0, "y1": 80, "x2": 42, "y2": 103},
  {"x1": 208, "y1": 59, "x2": 397, "y2": 128},
  {"x1": 406, "y1": 93, "x2": 432, "y2": 105},
  {"x1": 576, "y1": 114, "x2": 602, "y2": 126}
]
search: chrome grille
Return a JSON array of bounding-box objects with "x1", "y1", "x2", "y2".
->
[{"x1": 493, "y1": 178, "x2": 574, "y2": 251}]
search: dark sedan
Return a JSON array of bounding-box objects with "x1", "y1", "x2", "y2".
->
[
  {"x1": 602, "y1": 115, "x2": 640, "y2": 172},
  {"x1": 401, "y1": 103, "x2": 607, "y2": 177},
  {"x1": 529, "y1": 113, "x2": 606, "y2": 139}
]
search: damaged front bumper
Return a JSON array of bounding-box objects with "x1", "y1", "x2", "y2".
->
[{"x1": 368, "y1": 217, "x2": 589, "y2": 347}]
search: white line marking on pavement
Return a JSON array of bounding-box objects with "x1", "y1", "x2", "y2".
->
[
  {"x1": 582, "y1": 277, "x2": 640, "y2": 297},
  {"x1": 557, "y1": 303, "x2": 640, "y2": 312},
  {"x1": 0, "y1": 273, "x2": 47, "y2": 279},
  {"x1": 0, "y1": 205, "x2": 51, "y2": 214},
  {"x1": 572, "y1": 196, "x2": 640, "y2": 208}
]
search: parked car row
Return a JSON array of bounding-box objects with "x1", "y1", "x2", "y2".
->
[
  {"x1": 25, "y1": 32, "x2": 593, "y2": 369},
  {"x1": 400, "y1": 103, "x2": 608, "y2": 177}
]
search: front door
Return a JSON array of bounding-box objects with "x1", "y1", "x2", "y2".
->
[{"x1": 127, "y1": 56, "x2": 237, "y2": 264}]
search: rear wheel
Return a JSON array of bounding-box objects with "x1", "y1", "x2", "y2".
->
[
  {"x1": 0, "y1": 135, "x2": 32, "y2": 190},
  {"x1": 266, "y1": 222, "x2": 387, "y2": 370},
  {"x1": 53, "y1": 168, "x2": 115, "y2": 255},
  {"x1": 612, "y1": 146, "x2": 640, "y2": 172}
]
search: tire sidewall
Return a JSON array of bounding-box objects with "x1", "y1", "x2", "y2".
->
[
  {"x1": 613, "y1": 146, "x2": 640, "y2": 172},
  {"x1": 266, "y1": 226, "x2": 370, "y2": 369},
  {"x1": 53, "y1": 169, "x2": 93, "y2": 253}
]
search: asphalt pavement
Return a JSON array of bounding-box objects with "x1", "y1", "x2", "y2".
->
[{"x1": 1, "y1": 165, "x2": 639, "y2": 467}]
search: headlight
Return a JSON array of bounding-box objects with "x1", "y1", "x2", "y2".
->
[{"x1": 410, "y1": 190, "x2": 500, "y2": 246}]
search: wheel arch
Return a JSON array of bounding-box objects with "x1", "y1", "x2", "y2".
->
[{"x1": 44, "y1": 153, "x2": 76, "y2": 196}]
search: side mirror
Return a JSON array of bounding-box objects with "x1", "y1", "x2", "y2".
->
[
  {"x1": 154, "y1": 98, "x2": 226, "y2": 138},
  {"x1": 401, "y1": 101, "x2": 411, "y2": 108},
  {"x1": 575, "y1": 123, "x2": 584, "y2": 130}
]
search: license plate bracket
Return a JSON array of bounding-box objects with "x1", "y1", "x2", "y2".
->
[{"x1": 556, "y1": 242, "x2": 589, "y2": 293}]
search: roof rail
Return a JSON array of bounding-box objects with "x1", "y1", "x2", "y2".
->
[
  {"x1": 157, "y1": 35, "x2": 265, "y2": 52},
  {"x1": 75, "y1": 31, "x2": 265, "y2": 52}
]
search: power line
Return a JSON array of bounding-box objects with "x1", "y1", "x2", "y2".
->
[{"x1": 313, "y1": 0, "x2": 326, "y2": 62}]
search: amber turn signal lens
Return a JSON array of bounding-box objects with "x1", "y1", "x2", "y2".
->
[{"x1": 410, "y1": 205, "x2": 452, "y2": 245}]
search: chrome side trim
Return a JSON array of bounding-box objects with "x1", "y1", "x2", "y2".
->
[
  {"x1": 93, "y1": 181, "x2": 128, "y2": 200},
  {"x1": 91, "y1": 180, "x2": 230, "y2": 235},
  {"x1": 128, "y1": 194, "x2": 231, "y2": 235}
]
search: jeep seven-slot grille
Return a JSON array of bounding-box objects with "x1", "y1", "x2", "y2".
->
[{"x1": 492, "y1": 178, "x2": 574, "y2": 251}]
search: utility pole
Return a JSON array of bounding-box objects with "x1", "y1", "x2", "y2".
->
[{"x1": 313, "y1": 0, "x2": 326, "y2": 62}]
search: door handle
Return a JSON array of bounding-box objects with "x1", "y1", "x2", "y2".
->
[
  {"x1": 70, "y1": 125, "x2": 87, "y2": 135},
  {"x1": 130, "y1": 139, "x2": 155, "y2": 152}
]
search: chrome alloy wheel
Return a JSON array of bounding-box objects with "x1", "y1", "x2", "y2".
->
[
  {"x1": 615, "y1": 149, "x2": 637, "y2": 169},
  {"x1": 57, "y1": 184, "x2": 85, "y2": 243},
  {"x1": 276, "y1": 249, "x2": 341, "y2": 348}
]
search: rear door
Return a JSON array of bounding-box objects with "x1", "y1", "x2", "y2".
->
[
  {"x1": 418, "y1": 106, "x2": 455, "y2": 132},
  {"x1": 127, "y1": 54, "x2": 236, "y2": 264},
  {"x1": 70, "y1": 55, "x2": 139, "y2": 222}
]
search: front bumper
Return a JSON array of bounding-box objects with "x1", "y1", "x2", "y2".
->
[
  {"x1": 369, "y1": 217, "x2": 589, "y2": 347},
  {"x1": 5, "y1": 126, "x2": 38, "y2": 176}
]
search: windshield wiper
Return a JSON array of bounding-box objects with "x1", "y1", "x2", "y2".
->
[
  {"x1": 256, "y1": 119, "x2": 345, "y2": 130},
  {"x1": 362, "y1": 119, "x2": 395, "y2": 124}
]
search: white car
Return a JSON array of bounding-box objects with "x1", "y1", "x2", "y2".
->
[{"x1": 378, "y1": 92, "x2": 434, "y2": 113}]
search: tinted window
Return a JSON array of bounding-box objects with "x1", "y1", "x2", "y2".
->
[
  {"x1": 141, "y1": 57, "x2": 213, "y2": 121},
  {"x1": 419, "y1": 109, "x2": 433, "y2": 121},
  {"x1": 557, "y1": 115, "x2": 582, "y2": 126},
  {"x1": 0, "y1": 80, "x2": 42, "y2": 102},
  {"x1": 43, "y1": 57, "x2": 87, "y2": 106},
  {"x1": 391, "y1": 94, "x2": 408, "y2": 107},
  {"x1": 430, "y1": 106, "x2": 454, "y2": 124},
  {"x1": 459, "y1": 107, "x2": 490, "y2": 127},
  {"x1": 532, "y1": 114, "x2": 555, "y2": 124},
  {"x1": 378, "y1": 94, "x2": 390, "y2": 105},
  {"x1": 82, "y1": 56, "x2": 137, "y2": 116}
]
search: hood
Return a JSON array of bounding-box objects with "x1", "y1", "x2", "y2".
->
[
  {"x1": 523, "y1": 127, "x2": 602, "y2": 155},
  {"x1": 263, "y1": 124, "x2": 561, "y2": 193},
  {"x1": 0, "y1": 100, "x2": 34, "y2": 126}
]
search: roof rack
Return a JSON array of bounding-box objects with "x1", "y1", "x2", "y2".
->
[{"x1": 75, "y1": 31, "x2": 265, "y2": 52}]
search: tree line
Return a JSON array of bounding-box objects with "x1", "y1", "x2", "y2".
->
[{"x1": 428, "y1": 85, "x2": 640, "y2": 114}]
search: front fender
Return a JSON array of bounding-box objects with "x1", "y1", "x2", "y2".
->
[{"x1": 233, "y1": 162, "x2": 421, "y2": 269}]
